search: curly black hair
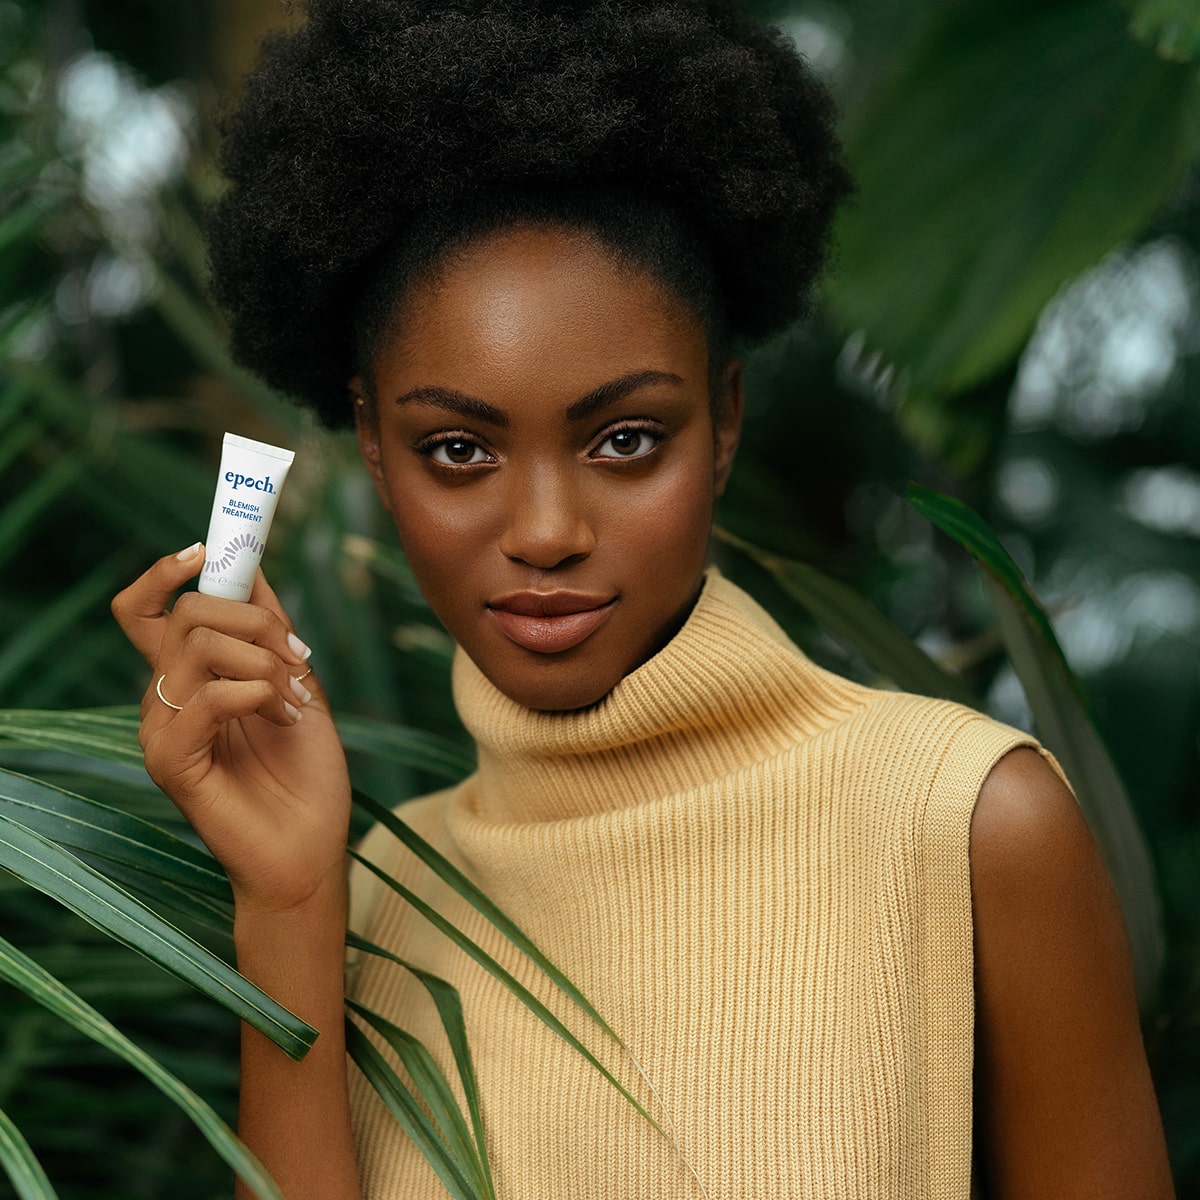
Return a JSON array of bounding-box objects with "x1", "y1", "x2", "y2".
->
[{"x1": 207, "y1": 0, "x2": 853, "y2": 428}]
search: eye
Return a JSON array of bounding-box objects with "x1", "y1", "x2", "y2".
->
[
  {"x1": 426, "y1": 437, "x2": 492, "y2": 466},
  {"x1": 592, "y1": 426, "x2": 661, "y2": 460}
]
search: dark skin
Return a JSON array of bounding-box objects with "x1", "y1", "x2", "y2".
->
[
  {"x1": 112, "y1": 224, "x2": 1173, "y2": 1199},
  {"x1": 971, "y1": 749, "x2": 1174, "y2": 1198}
]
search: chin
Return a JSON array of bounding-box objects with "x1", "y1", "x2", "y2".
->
[{"x1": 498, "y1": 666, "x2": 618, "y2": 713}]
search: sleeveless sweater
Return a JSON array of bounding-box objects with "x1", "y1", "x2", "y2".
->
[{"x1": 346, "y1": 570, "x2": 1050, "y2": 1200}]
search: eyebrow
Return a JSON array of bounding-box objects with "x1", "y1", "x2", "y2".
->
[{"x1": 392, "y1": 369, "x2": 684, "y2": 427}]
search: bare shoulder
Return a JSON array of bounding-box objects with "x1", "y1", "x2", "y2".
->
[
  {"x1": 969, "y1": 746, "x2": 1174, "y2": 1200},
  {"x1": 970, "y1": 746, "x2": 1101, "y2": 903}
]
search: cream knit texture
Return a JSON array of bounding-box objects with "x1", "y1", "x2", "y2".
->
[{"x1": 346, "y1": 571, "x2": 1045, "y2": 1199}]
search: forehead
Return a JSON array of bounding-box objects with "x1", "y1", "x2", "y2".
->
[{"x1": 371, "y1": 225, "x2": 709, "y2": 404}]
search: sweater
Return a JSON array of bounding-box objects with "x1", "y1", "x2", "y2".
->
[{"x1": 346, "y1": 569, "x2": 1051, "y2": 1200}]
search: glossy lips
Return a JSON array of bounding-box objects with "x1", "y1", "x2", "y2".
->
[{"x1": 488, "y1": 591, "x2": 617, "y2": 654}]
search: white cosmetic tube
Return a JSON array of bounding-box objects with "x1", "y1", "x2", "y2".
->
[{"x1": 198, "y1": 432, "x2": 295, "y2": 601}]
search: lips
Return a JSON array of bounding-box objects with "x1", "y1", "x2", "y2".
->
[{"x1": 487, "y1": 591, "x2": 617, "y2": 654}]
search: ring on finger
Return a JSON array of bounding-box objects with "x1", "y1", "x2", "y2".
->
[
  {"x1": 155, "y1": 674, "x2": 184, "y2": 712},
  {"x1": 294, "y1": 667, "x2": 312, "y2": 682}
]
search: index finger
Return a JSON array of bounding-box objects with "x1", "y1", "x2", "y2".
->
[{"x1": 111, "y1": 541, "x2": 206, "y2": 664}]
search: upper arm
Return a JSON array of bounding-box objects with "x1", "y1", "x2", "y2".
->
[{"x1": 970, "y1": 747, "x2": 1174, "y2": 1200}]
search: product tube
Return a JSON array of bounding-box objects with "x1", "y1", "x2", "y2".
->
[{"x1": 198, "y1": 432, "x2": 295, "y2": 601}]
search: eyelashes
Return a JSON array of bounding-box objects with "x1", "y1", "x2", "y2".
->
[
  {"x1": 414, "y1": 420, "x2": 666, "y2": 469},
  {"x1": 425, "y1": 437, "x2": 493, "y2": 466},
  {"x1": 591, "y1": 425, "x2": 661, "y2": 459}
]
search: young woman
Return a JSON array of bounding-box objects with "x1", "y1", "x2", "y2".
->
[{"x1": 111, "y1": 1, "x2": 1174, "y2": 1197}]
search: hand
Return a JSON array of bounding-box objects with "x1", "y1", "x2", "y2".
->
[{"x1": 112, "y1": 542, "x2": 352, "y2": 913}]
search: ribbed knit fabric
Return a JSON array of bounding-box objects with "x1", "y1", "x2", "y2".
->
[{"x1": 346, "y1": 570, "x2": 1049, "y2": 1200}]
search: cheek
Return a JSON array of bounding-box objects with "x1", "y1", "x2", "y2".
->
[
  {"x1": 378, "y1": 457, "x2": 491, "y2": 585},
  {"x1": 620, "y1": 448, "x2": 716, "y2": 557}
]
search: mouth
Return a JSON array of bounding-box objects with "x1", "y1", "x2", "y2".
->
[{"x1": 487, "y1": 591, "x2": 618, "y2": 654}]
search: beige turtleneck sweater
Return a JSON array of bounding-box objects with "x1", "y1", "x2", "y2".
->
[{"x1": 346, "y1": 570, "x2": 1054, "y2": 1199}]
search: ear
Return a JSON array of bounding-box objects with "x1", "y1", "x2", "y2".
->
[
  {"x1": 713, "y1": 360, "x2": 744, "y2": 498},
  {"x1": 351, "y1": 379, "x2": 393, "y2": 513}
]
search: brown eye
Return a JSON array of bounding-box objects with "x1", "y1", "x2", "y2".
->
[
  {"x1": 430, "y1": 438, "x2": 488, "y2": 465},
  {"x1": 593, "y1": 427, "x2": 659, "y2": 459}
]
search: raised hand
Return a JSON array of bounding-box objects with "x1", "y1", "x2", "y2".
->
[{"x1": 112, "y1": 542, "x2": 352, "y2": 912}]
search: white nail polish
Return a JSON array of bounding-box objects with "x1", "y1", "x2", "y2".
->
[
  {"x1": 176, "y1": 541, "x2": 202, "y2": 561},
  {"x1": 287, "y1": 632, "x2": 312, "y2": 661},
  {"x1": 284, "y1": 701, "x2": 301, "y2": 723},
  {"x1": 290, "y1": 677, "x2": 312, "y2": 705}
]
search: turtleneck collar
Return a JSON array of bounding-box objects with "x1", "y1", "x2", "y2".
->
[{"x1": 450, "y1": 569, "x2": 869, "y2": 824}]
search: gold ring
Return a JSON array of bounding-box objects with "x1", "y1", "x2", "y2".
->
[{"x1": 295, "y1": 667, "x2": 312, "y2": 682}]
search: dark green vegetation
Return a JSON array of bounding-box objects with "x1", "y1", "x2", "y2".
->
[{"x1": 2, "y1": 0, "x2": 1199, "y2": 1195}]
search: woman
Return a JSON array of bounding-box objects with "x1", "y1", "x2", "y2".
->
[{"x1": 111, "y1": 0, "x2": 1173, "y2": 1196}]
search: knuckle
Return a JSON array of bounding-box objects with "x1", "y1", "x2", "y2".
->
[
  {"x1": 172, "y1": 591, "x2": 200, "y2": 620},
  {"x1": 251, "y1": 605, "x2": 280, "y2": 639},
  {"x1": 184, "y1": 624, "x2": 215, "y2": 656}
]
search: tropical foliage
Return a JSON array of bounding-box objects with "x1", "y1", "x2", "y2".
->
[{"x1": 2, "y1": 0, "x2": 1199, "y2": 1194}]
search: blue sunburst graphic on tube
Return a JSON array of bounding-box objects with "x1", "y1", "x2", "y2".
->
[{"x1": 198, "y1": 433, "x2": 295, "y2": 601}]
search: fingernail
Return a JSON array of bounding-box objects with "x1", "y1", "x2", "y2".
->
[
  {"x1": 289, "y1": 677, "x2": 312, "y2": 705},
  {"x1": 176, "y1": 541, "x2": 202, "y2": 561},
  {"x1": 286, "y1": 632, "x2": 312, "y2": 661},
  {"x1": 283, "y1": 701, "x2": 301, "y2": 723}
]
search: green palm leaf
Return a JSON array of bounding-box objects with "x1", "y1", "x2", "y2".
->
[
  {"x1": 344, "y1": 1021, "x2": 482, "y2": 1200},
  {"x1": 0, "y1": 1104, "x2": 58, "y2": 1200},
  {"x1": 338, "y1": 718, "x2": 474, "y2": 782},
  {"x1": 348, "y1": 846, "x2": 660, "y2": 1133},
  {"x1": 713, "y1": 527, "x2": 978, "y2": 706},
  {"x1": 0, "y1": 811, "x2": 314, "y2": 1058},
  {"x1": 0, "y1": 710, "x2": 143, "y2": 768},
  {"x1": 907, "y1": 483, "x2": 1164, "y2": 1005},
  {"x1": 0, "y1": 768, "x2": 230, "y2": 900},
  {"x1": 0, "y1": 932, "x2": 282, "y2": 1200},
  {"x1": 347, "y1": 998, "x2": 492, "y2": 1198},
  {"x1": 347, "y1": 932, "x2": 492, "y2": 1198},
  {"x1": 353, "y1": 792, "x2": 612, "y2": 1036}
]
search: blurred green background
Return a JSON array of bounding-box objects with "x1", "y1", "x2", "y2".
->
[{"x1": 1, "y1": 0, "x2": 1198, "y2": 1195}]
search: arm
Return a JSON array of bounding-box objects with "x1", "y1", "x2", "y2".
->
[
  {"x1": 234, "y1": 877, "x2": 358, "y2": 1200},
  {"x1": 112, "y1": 546, "x2": 361, "y2": 1199},
  {"x1": 971, "y1": 747, "x2": 1174, "y2": 1200}
]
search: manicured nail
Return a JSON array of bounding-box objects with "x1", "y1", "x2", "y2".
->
[
  {"x1": 283, "y1": 701, "x2": 301, "y2": 723},
  {"x1": 289, "y1": 677, "x2": 312, "y2": 705},
  {"x1": 176, "y1": 541, "x2": 202, "y2": 561},
  {"x1": 286, "y1": 632, "x2": 312, "y2": 661}
]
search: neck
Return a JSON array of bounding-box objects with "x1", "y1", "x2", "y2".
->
[{"x1": 451, "y1": 570, "x2": 868, "y2": 823}]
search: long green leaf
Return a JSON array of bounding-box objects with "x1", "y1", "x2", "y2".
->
[
  {"x1": 344, "y1": 1021, "x2": 481, "y2": 1200},
  {"x1": 346, "y1": 998, "x2": 492, "y2": 1199},
  {"x1": 347, "y1": 932, "x2": 492, "y2": 1199},
  {"x1": 0, "y1": 812, "x2": 315, "y2": 1058},
  {"x1": 908, "y1": 484, "x2": 1164, "y2": 1004},
  {"x1": 0, "y1": 933, "x2": 282, "y2": 1200},
  {"x1": 713, "y1": 527, "x2": 978, "y2": 706},
  {"x1": 0, "y1": 769, "x2": 230, "y2": 900},
  {"x1": 352, "y1": 792, "x2": 611, "y2": 1036},
  {"x1": 338, "y1": 718, "x2": 474, "y2": 782},
  {"x1": 348, "y1": 848, "x2": 659, "y2": 1133},
  {"x1": 0, "y1": 1104, "x2": 57, "y2": 1200},
  {"x1": 829, "y1": 2, "x2": 1200, "y2": 406},
  {"x1": 0, "y1": 710, "x2": 144, "y2": 768}
]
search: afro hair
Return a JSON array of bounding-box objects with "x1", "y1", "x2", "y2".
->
[{"x1": 207, "y1": 0, "x2": 853, "y2": 428}]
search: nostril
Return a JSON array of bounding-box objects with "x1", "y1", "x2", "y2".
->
[{"x1": 499, "y1": 509, "x2": 596, "y2": 569}]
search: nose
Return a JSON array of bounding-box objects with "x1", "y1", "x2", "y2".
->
[{"x1": 498, "y1": 467, "x2": 596, "y2": 570}]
